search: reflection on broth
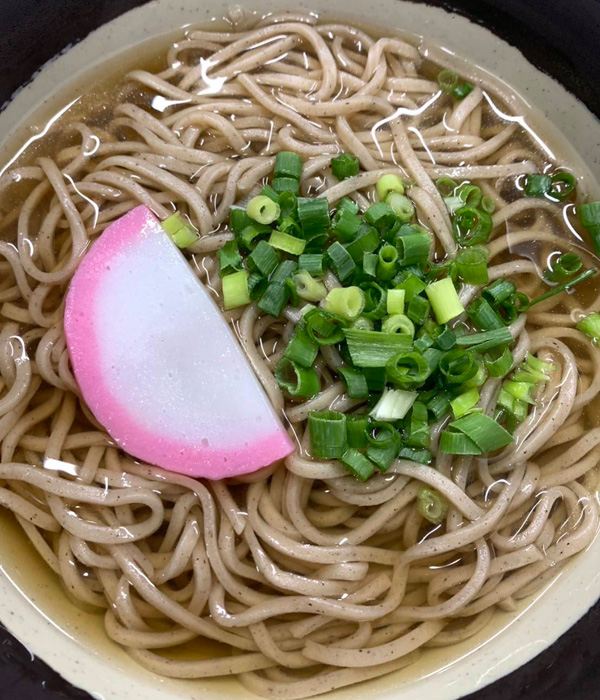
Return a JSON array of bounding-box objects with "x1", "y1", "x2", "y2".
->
[{"x1": 0, "y1": 8, "x2": 600, "y2": 700}]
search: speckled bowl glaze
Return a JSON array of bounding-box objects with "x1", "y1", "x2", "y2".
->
[{"x1": 0, "y1": 1, "x2": 599, "y2": 699}]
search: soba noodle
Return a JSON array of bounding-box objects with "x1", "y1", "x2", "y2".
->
[{"x1": 0, "y1": 9, "x2": 599, "y2": 699}]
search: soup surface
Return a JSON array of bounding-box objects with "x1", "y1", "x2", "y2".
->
[{"x1": 0, "y1": 8, "x2": 599, "y2": 700}]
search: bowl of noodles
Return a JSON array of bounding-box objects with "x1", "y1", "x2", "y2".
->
[{"x1": 1, "y1": 1, "x2": 600, "y2": 699}]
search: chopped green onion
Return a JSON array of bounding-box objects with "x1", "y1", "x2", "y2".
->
[
  {"x1": 377, "y1": 174, "x2": 405, "y2": 200},
  {"x1": 217, "y1": 240, "x2": 243, "y2": 277},
  {"x1": 456, "y1": 327, "x2": 513, "y2": 352},
  {"x1": 247, "y1": 240, "x2": 279, "y2": 276},
  {"x1": 274, "y1": 151, "x2": 303, "y2": 180},
  {"x1": 247, "y1": 195, "x2": 281, "y2": 224},
  {"x1": 284, "y1": 326, "x2": 318, "y2": 368},
  {"x1": 437, "y1": 69, "x2": 459, "y2": 92},
  {"x1": 423, "y1": 346, "x2": 444, "y2": 373},
  {"x1": 292, "y1": 270, "x2": 327, "y2": 302},
  {"x1": 511, "y1": 368, "x2": 544, "y2": 384},
  {"x1": 362, "y1": 282, "x2": 388, "y2": 321},
  {"x1": 222, "y1": 270, "x2": 250, "y2": 310},
  {"x1": 456, "y1": 246, "x2": 489, "y2": 285},
  {"x1": 452, "y1": 206, "x2": 493, "y2": 246},
  {"x1": 229, "y1": 208, "x2": 252, "y2": 234},
  {"x1": 397, "y1": 231, "x2": 431, "y2": 266},
  {"x1": 456, "y1": 183, "x2": 482, "y2": 208},
  {"x1": 351, "y1": 316, "x2": 375, "y2": 331},
  {"x1": 365, "y1": 202, "x2": 395, "y2": 230},
  {"x1": 332, "y1": 207, "x2": 362, "y2": 241},
  {"x1": 169, "y1": 225, "x2": 199, "y2": 249},
  {"x1": 482, "y1": 279, "x2": 517, "y2": 307},
  {"x1": 275, "y1": 358, "x2": 320, "y2": 398},
  {"x1": 578, "y1": 201, "x2": 600, "y2": 255},
  {"x1": 524, "y1": 174, "x2": 551, "y2": 198},
  {"x1": 304, "y1": 308, "x2": 347, "y2": 345},
  {"x1": 526, "y1": 353, "x2": 555, "y2": 376},
  {"x1": 386, "y1": 192, "x2": 415, "y2": 223},
  {"x1": 298, "y1": 253, "x2": 326, "y2": 276},
  {"x1": 481, "y1": 196, "x2": 496, "y2": 214},
  {"x1": 325, "y1": 287, "x2": 365, "y2": 321},
  {"x1": 524, "y1": 268, "x2": 596, "y2": 309},
  {"x1": 248, "y1": 271, "x2": 267, "y2": 300},
  {"x1": 451, "y1": 387, "x2": 480, "y2": 418},
  {"x1": 435, "y1": 326, "x2": 457, "y2": 350},
  {"x1": 503, "y1": 380, "x2": 535, "y2": 404},
  {"x1": 448, "y1": 412, "x2": 513, "y2": 453},
  {"x1": 279, "y1": 213, "x2": 301, "y2": 237},
  {"x1": 336, "y1": 197, "x2": 359, "y2": 216},
  {"x1": 544, "y1": 253, "x2": 583, "y2": 283},
  {"x1": 363, "y1": 252, "x2": 379, "y2": 278},
  {"x1": 161, "y1": 213, "x2": 189, "y2": 236},
  {"x1": 452, "y1": 82, "x2": 474, "y2": 100},
  {"x1": 463, "y1": 359, "x2": 489, "y2": 388},
  {"x1": 363, "y1": 367, "x2": 386, "y2": 392},
  {"x1": 386, "y1": 350, "x2": 430, "y2": 389},
  {"x1": 394, "y1": 272, "x2": 426, "y2": 303},
  {"x1": 387, "y1": 289, "x2": 406, "y2": 315},
  {"x1": 308, "y1": 411, "x2": 346, "y2": 459},
  {"x1": 513, "y1": 399, "x2": 529, "y2": 422},
  {"x1": 162, "y1": 212, "x2": 196, "y2": 244},
  {"x1": 427, "y1": 391, "x2": 451, "y2": 419},
  {"x1": 331, "y1": 153, "x2": 360, "y2": 180},
  {"x1": 272, "y1": 177, "x2": 300, "y2": 195},
  {"x1": 346, "y1": 227, "x2": 380, "y2": 262},
  {"x1": 439, "y1": 349, "x2": 478, "y2": 384},
  {"x1": 338, "y1": 367, "x2": 369, "y2": 399},
  {"x1": 260, "y1": 184, "x2": 279, "y2": 201},
  {"x1": 484, "y1": 346, "x2": 513, "y2": 377},
  {"x1": 425, "y1": 277, "x2": 465, "y2": 324},
  {"x1": 341, "y1": 448, "x2": 375, "y2": 481},
  {"x1": 578, "y1": 201, "x2": 600, "y2": 228},
  {"x1": 238, "y1": 223, "x2": 271, "y2": 251},
  {"x1": 577, "y1": 312, "x2": 600, "y2": 343},
  {"x1": 269, "y1": 229, "x2": 306, "y2": 256},
  {"x1": 327, "y1": 242, "x2": 356, "y2": 282},
  {"x1": 417, "y1": 487, "x2": 448, "y2": 524},
  {"x1": 343, "y1": 328, "x2": 411, "y2": 367},
  {"x1": 367, "y1": 422, "x2": 402, "y2": 452},
  {"x1": 377, "y1": 244, "x2": 399, "y2": 280},
  {"x1": 462, "y1": 356, "x2": 488, "y2": 391},
  {"x1": 269, "y1": 260, "x2": 296, "y2": 284},
  {"x1": 298, "y1": 197, "x2": 330, "y2": 237},
  {"x1": 407, "y1": 294, "x2": 430, "y2": 325},
  {"x1": 366, "y1": 443, "x2": 398, "y2": 473},
  {"x1": 346, "y1": 414, "x2": 369, "y2": 448},
  {"x1": 467, "y1": 297, "x2": 505, "y2": 330},
  {"x1": 439, "y1": 430, "x2": 481, "y2": 455},
  {"x1": 370, "y1": 388, "x2": 418, "y2": 421},
  {"x1": 398, "y1": 447, "x2": 432, "y2": 465},
  {"x1": 497, "y1": 387, "x2": 515, "y2": 414},
  {"x1": 444, "y1": 196, "x2": 465, "y2": 215},
  {"x1": 258, "y1": 281, "x2": 289, "y2": 317},
  {"x1": 548, "y1": 172, "x2": 576, "y2": 202},
  {"x1": 436, "y1": 177, "x2": 458, "y2": 197},
  {"x1": 382, "y1": 314, "x2": 415, "y2": 336},
  {"x1": 406, "y1": 402, "x2": 430, "y2": 448}
]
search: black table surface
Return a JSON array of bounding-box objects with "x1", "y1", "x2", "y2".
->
[{"x1": 1, "y1": 0, "x2": 599, "y2": 698}]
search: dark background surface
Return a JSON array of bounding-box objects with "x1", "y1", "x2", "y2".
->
[{"x1": 0, "y1": 0, "x2": 599, "y2": 698}]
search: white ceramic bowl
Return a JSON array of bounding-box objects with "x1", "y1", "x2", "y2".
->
[{"x1": 1, "y1": 2, "x2": 599, "y2": 699}]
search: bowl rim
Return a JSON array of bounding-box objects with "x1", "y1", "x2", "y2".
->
[{"x1": 1, "y1": 1, "x2": 599, "y2": 699}]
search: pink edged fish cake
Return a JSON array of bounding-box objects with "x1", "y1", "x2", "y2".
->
[{"x1": 64, "y1": 205, "x2": 294, "y2": 479}]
